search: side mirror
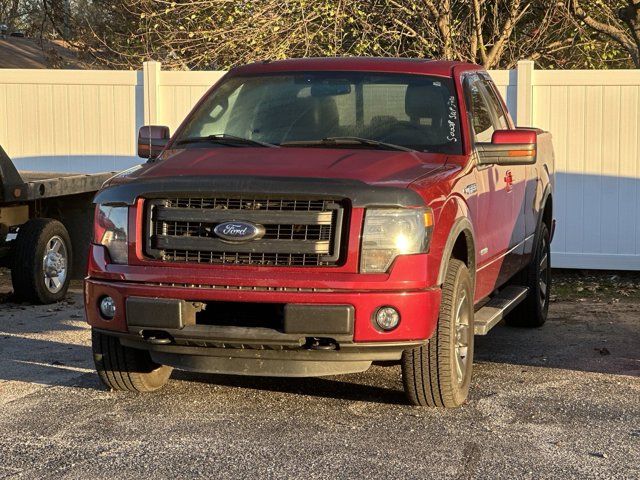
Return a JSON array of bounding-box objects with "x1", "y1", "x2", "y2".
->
[
  {"x1": 476, "y1": 129, "x2": 537, "y2": 165},
  {"x1": 138, "y1": 125, "x2": 170, "y2": 159}
]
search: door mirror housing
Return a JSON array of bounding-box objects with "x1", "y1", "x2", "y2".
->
[
  {"x1": 476, "y1": 129, "x2": 537, "y2": 165},
  {"x1": 138, "y1": 125, "x2": 170, "y2": 159}
]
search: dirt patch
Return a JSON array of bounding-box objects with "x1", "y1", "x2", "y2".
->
[{"x1": 553, "y1": 269, "x2": 640, "y2": 302}]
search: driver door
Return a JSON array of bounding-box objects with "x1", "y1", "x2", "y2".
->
[{"x1": 464, "y1": 74, "x2": 526, "y2": 298}]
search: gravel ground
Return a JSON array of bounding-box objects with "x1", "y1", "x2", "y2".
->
[{"x1": 0, "y1": 271, "x2": 639, "y2": 479}]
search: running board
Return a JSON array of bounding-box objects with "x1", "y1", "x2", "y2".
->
[{"x1": 474, "y1": 286, "x2": 530, "y2": 335}]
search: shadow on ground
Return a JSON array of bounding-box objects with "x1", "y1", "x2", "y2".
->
[
  {"x1": 171, "y1": 369, "x2": 407, "y2": 405},
  {"x1": 1, "y1": 282, "x2": 638, "y2": 402},
  {"x1": 475, "y1": 300, "x2": 640, "y2": 377}
]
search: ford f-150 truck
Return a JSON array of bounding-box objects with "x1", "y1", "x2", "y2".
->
[{"x1": 85, "y1": 57, "x2": 554, "y2": 408}]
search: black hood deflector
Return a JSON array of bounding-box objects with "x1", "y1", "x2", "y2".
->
[{"x1": 94, "y1": 175, "x2": 425, "y2": 208}]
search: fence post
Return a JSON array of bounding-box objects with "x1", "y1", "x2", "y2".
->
[
  {"x1": 143, "y1": 61, "x2": 161, "y2": 125},
  {"x1": 516, "y1": 60, "x2": 534, "y2": 127}
]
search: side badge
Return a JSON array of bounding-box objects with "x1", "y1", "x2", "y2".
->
[
  {"x1": 504, "y1": 171, "x2": 513, "y2": 192},
  {"x1": 463, "y1": 183, "x2": 478, "y2": 195}
]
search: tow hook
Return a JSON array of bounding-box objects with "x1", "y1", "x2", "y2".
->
[
  {"x1": 307, "y1": 337, "x2": 338, "y2": 350},
  {"x1": 142, "y1": 330, "x2": 173, "y2": 345}
]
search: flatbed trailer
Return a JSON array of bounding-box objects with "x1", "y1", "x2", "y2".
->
[{"x1": 1, "y1": 145, "x2": 117, "y2": 303}]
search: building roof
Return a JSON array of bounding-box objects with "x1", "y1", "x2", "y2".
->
[{"x1": 0, "y1": 37, "x2": 85, "y2": 69}]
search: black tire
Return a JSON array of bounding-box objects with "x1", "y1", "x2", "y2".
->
[
  {"x1": 506, "y1": 223, "x2": 551, "y2": 328},
  {"x1": 402, "y1": 259, "x2": 474, "y2": 408},
  {"x1": 11, "y1": 218, "x2": 72, "y2": 304},
  {"x1": 92, "y1": 329, "x2": 172, "y2": 392},
  {"x1": 59, "y1": 195, "x2": 94, "y2": 278}
]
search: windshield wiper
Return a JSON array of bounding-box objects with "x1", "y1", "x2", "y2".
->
[
  {"x1": 281, "y1": 136, "x2": 415, "y2": 152},
  {"x1": 175, "y1": 134, "x2": 278, "y2": 148}
]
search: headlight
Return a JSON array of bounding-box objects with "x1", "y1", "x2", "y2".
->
[
  {"x1": 94, "y1": 205, "x2": 129, "y2": 264},
  {"x1": 360, "y1": 207, "x2": 433, "y2": 273}
]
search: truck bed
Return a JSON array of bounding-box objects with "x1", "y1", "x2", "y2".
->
[
  {"x1": 1, "y1": 145, "x2": 120, "y2": 203},
  {"x1": 18, "y1": 170, "x2": 118, "y2": 201}
]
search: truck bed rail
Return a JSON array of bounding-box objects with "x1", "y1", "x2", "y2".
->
[{"x1": 1, "y1": 144, "x2": 118, "y2": 203}]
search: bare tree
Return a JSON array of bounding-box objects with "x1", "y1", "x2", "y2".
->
[
  {"x1": 569, "y1": 0, "x2": 640, "y2": 67},
  {"x1": 1, "y1": 0, "x2": 25, "y2": 30},
  {"x1": 375, "y1": 0, "x2": 580, "y2": 69},
  {"x1": 31, "y1": 0, "x2": 635, "y2": 70}
]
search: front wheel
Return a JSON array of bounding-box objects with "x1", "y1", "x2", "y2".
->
[
  {"x1": 401, "y1": 259, "x2": 474, "y2": 408},
  {"x1": 92, "y1": 330, "x2": 172, "y2": 392}
]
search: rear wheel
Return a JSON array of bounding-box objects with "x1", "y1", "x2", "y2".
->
[
  {"x1": 401, "y1": 259, "x2": 474, "y2": 408},
  {"x1": 11, "y1": 218, "x2": 72, "y2": 304},
  {"x1": 92, "y1": 329, "x2": 172, "y2": 392},
  {"x1": 506, "y1": 223, "x2": 551, "y2": 328}
]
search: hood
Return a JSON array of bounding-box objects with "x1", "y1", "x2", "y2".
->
[{"x1": 107, "y1": 147, "x2": 448, "y2": 189}]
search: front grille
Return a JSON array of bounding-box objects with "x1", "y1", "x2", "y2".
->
[{"x1": 145, "y1": 196, "x2": 345, "y2": 267}]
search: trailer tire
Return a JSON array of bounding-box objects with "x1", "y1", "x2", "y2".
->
[
  {"x1": 11, "y1": 218, "x2": 72, "y2": 304},
  {"x1": 401, "y1": 259, "x2": 474, "y2": 408},
  {"x1": 92, "y1": 329, "x2": 172, "y2": 393}
]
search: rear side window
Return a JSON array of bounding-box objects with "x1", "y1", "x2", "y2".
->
[
  {"x1": 480, "y1": 78, "x2": 509, "y2": 130},
  {"x1": 465, "y1": 76, "x2": 495, "y2": 143}
]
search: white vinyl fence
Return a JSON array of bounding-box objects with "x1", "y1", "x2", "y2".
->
[{"x1": 0, "y1": 61, "x2": 639, "y2": 270}]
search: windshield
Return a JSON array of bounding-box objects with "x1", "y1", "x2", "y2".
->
[{"x1": 175, "y1": 72, "x2": 462, "y2": 154}]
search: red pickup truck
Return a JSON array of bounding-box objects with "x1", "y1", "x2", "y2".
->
[{"x1": 85, "y1": 58, "x2": 554, "y2": 408}]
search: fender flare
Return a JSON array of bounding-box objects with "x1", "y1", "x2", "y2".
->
[
  {"x1": 436, "y1": 216, "x2": 476, "y2": 286},
  {"x1": 533, "y1": 183, "x2": 553, "y2": 249}
]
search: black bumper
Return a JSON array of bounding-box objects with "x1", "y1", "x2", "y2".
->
[
  {"x1": 126, "y1": 296, "x2": 355, "y2": 342},
  {"x1": 102, "y1": 332, "x2": 423, "y2": 377}
]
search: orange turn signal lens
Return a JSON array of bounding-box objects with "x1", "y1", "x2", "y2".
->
[
  {"x1": 424, "y1": 209, "x2": 434, "y2": 228},
  {"x1": 508, "y1": 148, "x2": 535, "y2": 157}
]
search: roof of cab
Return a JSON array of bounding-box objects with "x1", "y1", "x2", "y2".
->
[{"x1": 229, "y1": 57, "x2": 483, "y2": 78}]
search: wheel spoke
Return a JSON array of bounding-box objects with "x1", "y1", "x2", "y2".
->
[
  {"x1": 539, "y1": 252, "x2": 548, "y2": 270},
  {"x1": 454, "y1": 287, "x2": 471, "y2": 385},
  {"x1": 457, "y1": 345, "x2": 468, "y2": 359},
  {"x1": 456, "y1": 323, "x2": 468, "y2": 343},
  {"x1": 455, "y1": 353, "x2": 464, "y2": 381},
  {"x1": 456, "y1": 292, "x2": 468, "y2": 324},
  {"x1": 50, "y1": 239, "x2": 60, "y2": 253}
]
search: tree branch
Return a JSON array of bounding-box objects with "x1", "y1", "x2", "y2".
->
[{"x1": 570, "y1": 0, "x2": 639, "y2": 66}]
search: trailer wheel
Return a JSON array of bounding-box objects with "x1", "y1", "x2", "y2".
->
[
  {"x1": 92, "y1": 329, "x2": 172, "y2": 392},
  {"x1": 401, "y1": 259, "x2": 474, "y2": 408},
  {"x1": 11, "y1": 218, "x2": 72, "y2": 304}
]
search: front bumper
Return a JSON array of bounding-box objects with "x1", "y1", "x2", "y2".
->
[
  {"x1": 86, "y1": 278, "x2": 441, "y2": 343},
  {"x1": 85, "y1": 278, "x2": 441, "y2": 376}
]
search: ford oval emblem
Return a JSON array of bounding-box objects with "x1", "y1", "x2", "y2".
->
[{"x1": 213, "y1": 221, "x2": 265, "y2": 242}]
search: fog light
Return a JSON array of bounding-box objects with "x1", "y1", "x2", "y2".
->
[
  {"x1": 375, "y1": 306, "x2": 400, "y2": 331},
  {"x1": 99, "y1": 296, "x2": 116, "y2": 319}
]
